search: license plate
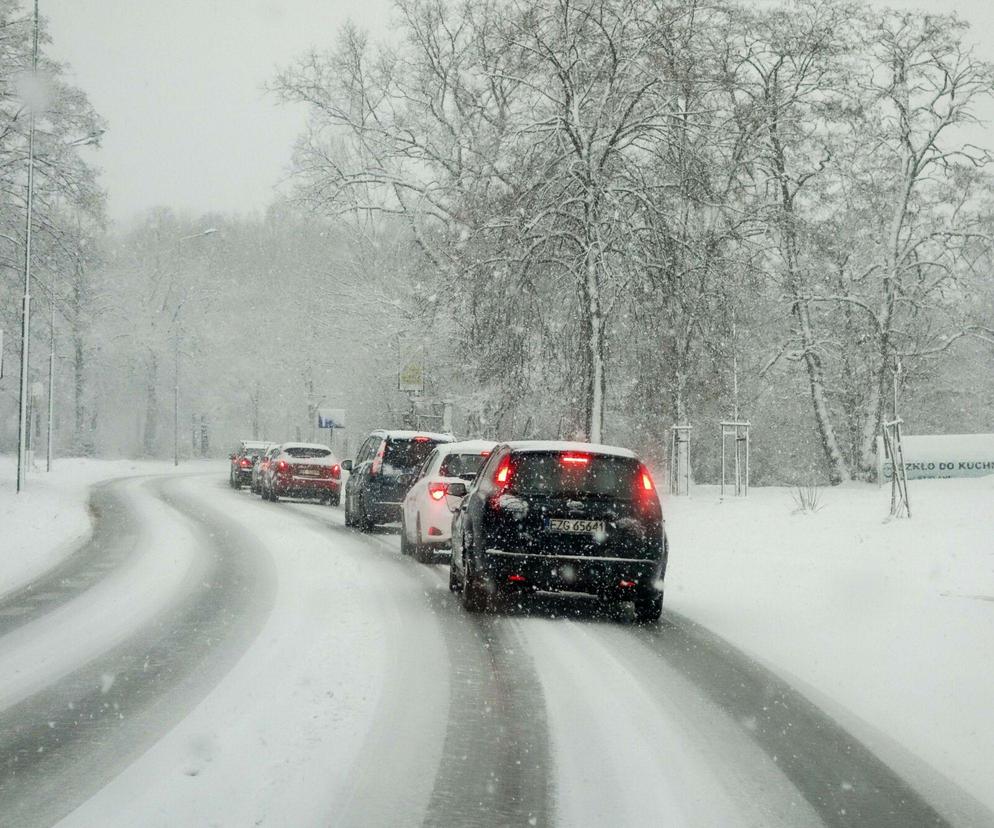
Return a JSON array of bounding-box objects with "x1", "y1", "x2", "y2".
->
[
  {"x1": 298, "y1": 469, "x2": 320, "y2": 477},
  {"x1": 547, "y1": 518, "x2": 605, "y2": 534}
]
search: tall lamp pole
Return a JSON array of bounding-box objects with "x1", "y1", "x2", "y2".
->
[
  {"x1": 15, "y1": 0, "x2": 39, "y2": 492},
  {"x1": 173, "y1": 227, "x2": 218, "y2": 467}
]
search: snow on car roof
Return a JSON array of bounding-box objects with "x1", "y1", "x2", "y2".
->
[
  {"x1": 437, "y1": 439, "x2": 498, "y2": 455},
  {"x1": 372, "y1": 430, "x2": 455, "y2": 441},
  {"x1": 240, "y1": 440, "x2": 272, "y2": 448},
  {"x1": 279, "y1": 442, "x2": 333, "y2": 451},
  {"x1": 502, "y1": 440, "x2": 638, "y2": 459}
]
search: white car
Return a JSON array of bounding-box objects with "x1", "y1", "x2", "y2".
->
[{"x1": 400, "y1": 439, "x2": 497, "y2": 561}]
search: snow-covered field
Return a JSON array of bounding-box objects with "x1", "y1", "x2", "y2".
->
[
  {"x1": 666, "y1": 477, "x2": 994, "y2": 815},
  {"x1": 0, "y1": 457, "x2": 177, "y2": 601}
]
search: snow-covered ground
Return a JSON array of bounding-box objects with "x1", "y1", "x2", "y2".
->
[
  {"x1": 0, "y1": 457, "x2": 176, "y2": 601},
  {"x1": 666, "y1": 477, "x2": 994, "y2": 815}
]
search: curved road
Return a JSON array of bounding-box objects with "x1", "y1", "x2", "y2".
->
[{"x1": 0, "y1": 471, "x2": 989, "y2": 827}]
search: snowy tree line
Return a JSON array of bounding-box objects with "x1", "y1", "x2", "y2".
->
[
  {"x1": 273, "y1": 0, "x2": 994, "y2": 483},
  {"x1": 3, "y1": 0, "x2": 993, "y2": 484}
]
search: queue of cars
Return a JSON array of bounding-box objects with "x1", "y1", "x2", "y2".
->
[{"x1": 229, "y1": 430, "x2": 668, "y2": 621}]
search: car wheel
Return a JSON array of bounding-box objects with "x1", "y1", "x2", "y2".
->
[
  {"x1": 414, "y1": 516, "x2": 431, "y2": 564},
  {"x1": 633, "y1": 593, "x2": 662, "y2": 624},
  {"x1": 356, "y1": 496, "x2": 372, "y2": 532},
  {"x1": 328, "y1": 492, "x2": 340, "y2": 507},
  {"x1": 344, "y1": 492, "x2": 355, "y2": 526},
  {"x1": 233, "y1": 477, "x2": 241, "y2": 490},
  {"x1": 460, "y1": 551, "x2": 488, "y2": 613},
  {"x1": 400, "y1": 515, "x2": 412, "y2": 556},
  {"x1": 448, "y1": 562, "x2": 462, "y2": 592}
]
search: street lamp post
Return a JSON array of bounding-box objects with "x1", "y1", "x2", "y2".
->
[
  {"x1": 173, "y1": 228, "x2": 217, "y2": 467},
  {"x1": 15, "y1": 0, "x2": 39, "y2": 492}
]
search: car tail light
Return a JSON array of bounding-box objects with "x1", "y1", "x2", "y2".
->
[
  {"x1": 636, "y1": 464, "x2": 661, "y2": 516},
  {"x1": 561, "y1": 453, "x2": 590, "y2": 465},
  {"x1": 480, "y1": 450, "x2": 491, "y2": 457},
  {"x1": 619, "y1": 579, "x2": 637, "y2": 588},
  {"x1": 494, "y1": 457, "x2": 513, "y2": 487},
  {"x1": 330, "y1": 464, "x2": 341, "y2": 479},
  {"x1": 414, "y1": 436, "x2": 431, "y2": 442},
  {"x1": 428, "y1": 526, "x2": 443, "y2": 537},
  {"x1": 276, "y1": 460, "x2": 289, "y2": 473},
  {"x1": 428, "y1": 481, "x2": 448, "y2": 501},
  {"x1": 240, "y1": 458, "x2": 252, "y2": 468},
  {"x1": 371, "y1": 442, "x2": 385, "y2": 476},
  {"x1": 508, "y1": 574, "x2": 526, "y2": 583}
]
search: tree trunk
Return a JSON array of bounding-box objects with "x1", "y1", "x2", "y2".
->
[{"x1": 582, "y1": 241, "x2": 606, "y2": 444}]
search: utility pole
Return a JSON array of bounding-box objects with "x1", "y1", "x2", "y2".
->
[{"x1": 16, "y1": 0, "x2": 39, "y2": 492}]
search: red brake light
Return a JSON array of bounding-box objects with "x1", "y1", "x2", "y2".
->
[
  {"x1": 276, "y1": 460, "x2": 289, "y2": 472},
  {"x1": 480, "y1": 450, "x2": 491, "y2": 457},
  {"x1": 330, "y1": 464, "x2": 341, "y2": 479},
  {"x1": 240, "y1": 457, "x2": 251, "y2": 468},
  {"x1": 414, "y1": 436, "x2": 430, "y2": 442},
  {"x1": 428, "y1": 481, "x2": 448, "y2": 501},
  {"x1": 495, "y1": 457, "x2": 512, "y2": 486},
  {"x1": 641, "y1": 471, "x2": 654, "y2": 491},
  {"x1": 561, "y1": 453, "x2": 590, "y2": 465},
  {"x1": 508, "y1": 574, "x2": 527, "y2": 583}
]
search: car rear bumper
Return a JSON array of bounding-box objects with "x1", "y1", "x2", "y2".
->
[
  {"x1": 274, "y1": 477, "x2": 341, "y2": 497},
  {"x1": 234, "y1": 469, "x2": 253, "y2": 482},
  {"x1": 480, "y1": 549, "x2": 664, "y2": 596}
]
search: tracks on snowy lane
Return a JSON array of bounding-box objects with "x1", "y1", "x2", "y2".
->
[{"x1": 0, "y1": 475, "x2": 276, "y2": 828}]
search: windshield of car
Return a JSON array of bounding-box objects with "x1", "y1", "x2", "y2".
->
[
  {"x1": 383, "y1": 438, "x2": 439, "y2": 473},
  {"x1": 439, "y1": 452, "x2": 488, "y2": 479},
  {"x1": 509, "y1": 453, "x2": 641, "y2": 497},
  {"x1": 284, "y1": 447, "x2": 331, "y2": 459}
]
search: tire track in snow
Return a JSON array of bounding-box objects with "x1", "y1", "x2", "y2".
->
[
  {"x1": 615, "y1": 613, "x2": 974, "y2": 828},
  {"x1": 272, "y1": 496, "x2": 554, "y2": 827},
  {"x1": 0, "y1": 475, "x2": 276, "y2": 828},
  {"x1": 0, "y1": 479, "x2": 143, "y2": 637}
]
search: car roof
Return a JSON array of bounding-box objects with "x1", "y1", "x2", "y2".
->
[
  {"x1": 240, "y1": 440, "x2": 272, "y2": 448},
  {"x1": 436, "y1": 439, "x2": 498, "y2": 455},
  {"x1": 370, "y1": 430, "x2": 455, "y2": 442},
  {"x1": 279, "y1": 442, "x2": 333, "y2": 451},
  {"x1": 500, "y1": 440, "x2": 638, "y2": 460}
]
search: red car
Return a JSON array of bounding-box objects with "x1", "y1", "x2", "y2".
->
[{"x1": 261, "y1": 442, "x2": 342, "y2": 505}]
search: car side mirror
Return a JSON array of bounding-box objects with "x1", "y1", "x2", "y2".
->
[
  {"x1": 341, "y1": 459, "x2": 353, "y2": 472},
  {"x1": 448, "y1": 482, "x2": 467, "y2": 499}
]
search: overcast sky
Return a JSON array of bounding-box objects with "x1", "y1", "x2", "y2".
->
[{"x1": 45, "y1": 0, "x2": 994, "y2": 226}]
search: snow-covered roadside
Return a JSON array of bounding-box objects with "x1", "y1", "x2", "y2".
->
[
  {"x1": 665, "y1": 477, "x2": 994, "y2": 815},
  {"x1": 0, "y1": 456, "x2": 187, "y2": 601}
]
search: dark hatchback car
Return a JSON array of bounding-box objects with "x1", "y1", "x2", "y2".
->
[
  {"x1": 448, "y1": 441, "x2": 667, "y2": 621},
  {"x1": 343, "y1": 430, "x2": 454, "y2": 531}
]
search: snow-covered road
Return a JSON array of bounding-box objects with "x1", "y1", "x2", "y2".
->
[{"x1": 0, "y1": 470, "x2": 989, "y2": 827}]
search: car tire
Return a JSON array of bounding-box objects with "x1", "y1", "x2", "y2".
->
[
  {"x1": 460, "y1": 551, "x2": 488, "y2": 613},
  {"x1": 233, "y1": 478, "x2": 241, "y2": 490},
  {"x1": 633, "y1": 593, "x2": 662, "y2": 624},
  {"x1": 400, "y1": 516, "x2": 412, "y2": 556},
  {"x1": 448, "y1": 562, "x2": 461, "y2": 592},
  {"x1": 356, "y1": 496, "x2": 372, "y2": 532},
  {"x1": 344, "y1": 493, "x2": 355, "y2": 526},
  {"x1": 414, "y1": 516, "x2": 431, "y2": 564},
  {"x1": 328, "y1": 492, "x2": 340, "y2": 507}
]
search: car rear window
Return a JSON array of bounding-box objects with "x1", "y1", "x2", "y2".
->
[
  {"x1": 383, "y1": 438, "x2": 439, "y2": 473},
  {"x1": 285, "y1": 447, "x2": 331, "y2": 459},
  {"x1": 439, "y1": 452, "x2": 489, "y2": 479},
  {"x1": 242, "y1": 448, "x2": 267, "y2": 457},
  {"x1": 510, "y1": 452, "x2": 641, "y2": 497}
]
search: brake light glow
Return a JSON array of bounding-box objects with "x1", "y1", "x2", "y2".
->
[
  {"x1": 480, "y1": 450, "x2": 491, "y2": 457},
  {"x1": 371, "y1": 441, "x2": 385, "y2": 475},
  {"x1": 641, "y1": 471, "x2": 654, "y2": 491},
  {"x1": 508, "y1": 574, "x2": 526, "y2": 583},
  {"x1": 276, "y1": 460, "x2": 289, "y2": 473},
  {"x1": 428, "y1": 481, "x2": 448, "y2": 501},
  {"x1": 414, "y1": 436, "x2": 430, "y2": 442},
  {"x1": 239, "y1": 458, "x2": 252, "y2": 468},
  {"x1": 495, "y1": 457, "x2": 512, "y2": 485},
  {"x1": 561, "y1": 453, "x2": 590, "y2": 465},
  {"x1": 619, "y1": 579, "x2": 637, "y2": 588}
]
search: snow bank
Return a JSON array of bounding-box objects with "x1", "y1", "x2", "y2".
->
[
  {"x1": 0, "y1": 456, "x2": 181, "y2": 601},
  {"x1": 665, "y1": 477, "x2": 994, "y2": 814}
]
